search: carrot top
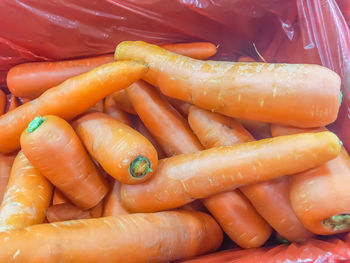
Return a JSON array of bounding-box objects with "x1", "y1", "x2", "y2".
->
[
  {"x1": 27, "y1": 116, "x2": 45, "y2": 133},
  {"x1": 129, "y1": 156, "x2": 153, "y2": 179}
]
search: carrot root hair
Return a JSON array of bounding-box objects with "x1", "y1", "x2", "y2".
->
[
  {"x1": 323, "y1": 214, "x2": 350, "y2": 231},
  {"x1": 27, "y1": 116, "x2": 45, "y2": 133},
  {"x1": 129, "y1": 156, "x2": 152, "y2": 179}
]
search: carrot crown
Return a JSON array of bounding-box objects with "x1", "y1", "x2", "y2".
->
[
  {"x1": 129, "y1": 156, "x2": 152, "y2": 179},
  {"x1": 27, "y1": 116, "x2": 45, "y2": 133}
]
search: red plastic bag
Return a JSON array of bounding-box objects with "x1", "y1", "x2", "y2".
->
[{"x1": 1, "y1": 0, "x2": 350, "y2": 261}]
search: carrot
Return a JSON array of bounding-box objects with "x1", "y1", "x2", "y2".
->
[
  {"x1": 161, "y1": 42, "x2": 217, "y2": 60},
  {"x1": 6, "y1": 95, "x2": 19, "y2": 112},
  {"x1": 0, "y1": 153, "x2": 16, "y2": 202},
  {"x1": 0, "y1": 151, "x2": 52, "y2": 232},
  {"x1": 0, "y1": 211, "x2": 223, "y2": 262},
  {"x1": 271, "y1": 124, "x2": 350, "y2": 235},
  {"x1": 133, "y1": 117, "x2": 166, "y2": 159},
  {"x1": 166, "y1": 96, "x2": 192, "y2": 117},
  {"x1": 52, "y1": 188, "x2": 69, "y2": 205},
  {"x1": 127, "y1": 81, "x2": 203, "y2": 156},
  {"x1": 115, "y1": 41, "x2": 341, "y2": 128},
  {"x1": 103, "y1": 95, "x2": 131, "y2": 126},
  {"x1": 238, "y1": 56, "x2": 257, "y2": 62},
  {"x1": 188, "y1": 106, "x2": 271, "y2": 248},
  {"x1": 236, "y1": 118, "x2": 270, "y2": 139},
  {"x1": 20, "y1": 115, "x2": 109, "y2": 210},
  {"x1": 180, "y1": 200, "x2": 208, "y2": 212},
  {"x1": 73, "y1": 112, "x2": 158, "y2": 185},
  {"x1": 112, "y1": 90, "x2": 137, "y2": 115},
  {"x1": 7, "y1": 54, "x2": 114, "y2": 99},
  {"x1": 0, "y1": 61, "x2": 148, "y2": 153},
  {"x1": 121, "y1": 131, "x2": 341, "y2": 212},
  {"x1": 89, "y1": 99, "x2": 104, "y2": 112},
  {"x1": 0, "y1": 90, "x2": 5, "y2": 115},
  {"x1": 103, "y1": 180, "x2": 130, "y2": 217}
]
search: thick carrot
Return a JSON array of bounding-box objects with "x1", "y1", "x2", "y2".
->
[
  {"x1": 166, "y1": 96, "x2": 192, "y2": 117},
  {"x1": 73, "y1": 112, "x2": 158, "y2": 185},
  {"x1": 104, "y1": 95, "x2": 131, "y2": 126},
  {"x1": 0, "y1": 211, "x2": 223, "y2": 262},
  {"x1": 47, "y1": 202, "x2": 103, "y2": 222},
  {"x1": 115, "y1": 41, "x2": 340, "y2": 128},
  {"x1": 127, "y1": 81, "x2": 203, "y2": 156},
  {"x1": 112, "y1": 89, "x2": 137, "y2": 115},
  {"x1": 52, "y1": 188, "x2": 69, "y2": 205},
  {"x1": 7, "y1": 54, "x2": 114, "y2": 99},
  {"x1": 271, "y1": 124, "x2": 350, "y2": 235},
  {"x1": 121, "y1": 131, "x2": 340, "y2": 212},
  {"x1": 133, "y1": 117, "x2": 166, "y2": 159},
  {"x1": 0, "y1": 90, "x2": 5, "y2": 115},
  {"x1": 0, "y1": 153, "x2": 16, "y2": 202},
  {"x1": 20, "y1": 115, "x2": 109, "y2": 210},
  {"x1": 188, "y1": 106, "x2": 271, "y2": 248},
  {"x1": 103, "y1": 180, "x2": 130, "y2": 217},
  {"x1": 161, "y1": 42, "x2": 217, "y2": 60},
  {"x1": 0, "y1": 61, "x2": 148, "y2": 153},
  {"x1": 6, "y1": 95, "x2": 19, "y2": 112},
  {"x1": 0, "y1": 151, "x2": 52, "y2": 232}
]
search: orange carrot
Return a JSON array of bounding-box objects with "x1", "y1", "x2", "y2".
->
[
  {"x1": 238, "y1": 56, "x2": 257, "y2": 62},
  {"x1": 52, "y1": 189, "x2": 69, "y2": 206},
  {"x1": 115, "y1": 41, "x2": 341, "y2": 128},
  {"x1": 73, "y1": 112, "x2": 158, "y2": 185},
  {"x1": 6, "y1": 95, "x2": 19, "y2": 112},
  {"x1": 236, "y1": 118, "x2": 271, "y2": 139},
  {"x1": 0, "y1": 61, "x2": 148, "y2": 153},
  {"x1": 89, "y1": 99, "x2": 104, "y2": 112},
  {"x1": 188, "y1": 106, "x2": 272, "y2": 248},
  {"x1": 0, "y1": 151, "x2": 52, "y2": 231},
  {"x1": 103, "y1": 95, "x2": 131, "y2": 126},
  {"x1": 161, "y1": 42, "x2": 217, "y2": 60},
  {"x1": 133, "y1": 117, "x2": 166, "y2": 159},
  {"x1": 180, "y1": 200, "x2": 208, "y2": 212},
  {"x1": 127, "y1": 80, "x2": 203, "y2": 156},
  {"x1": 7, "y1": 54, "x2": 114, "y2": 99},
  {"x1": 0, "y1": 153, "x2": 16, "y2": 202},
  {"x1": 121, "y1": 131, "x2": 340, "y2": 212},
  {"x1": 0, "y1": 211, "x2": 223, "y2": 262},
  {"x1": 20, "y1": 115, "x2": 109, "y2": 210},
  {"x1": 103, "y1": 180, "x2": 130, "y2": 217},
  {"x1": 0, "y1": 90, "x2": 5, "y2": 115},
  {"x1": 112, "y1": 90, "x2": 137, "y2": 115},
  {"x1": 166, "y1": 96, "x2": 192, "y2": 117}
]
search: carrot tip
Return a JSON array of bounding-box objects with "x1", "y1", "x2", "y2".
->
[
  {"x1": 27, "y1": 116, "x2": 45, "y2": 133},
  {"x1": 323, "y1": 214, "x2": 350, "y2": 231},
  {"x1": 129, "y1": 156, "x2": 152, "y2": 179}
]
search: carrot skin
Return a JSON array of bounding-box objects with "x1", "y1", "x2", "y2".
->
[
  {"x1": 0, "y1": 211, "x2": 223, "y2": 263},
  {"x1": 0, "y1": 90, "x2": 5, "y2": 115},
  {"x1": 73, "y1": 112, "x2": 158, "y2": 185},
  {"x1": 115, "y1": 41, "x2": 340, "y2": 128},
  {"x1": 47, "y1": 202, "x2": 103, "y2": 222},
  {"x1": 161, "y1": 42, "x2": 217, "y2": 60},
  {"x1": 121, "y1": 131, "x2": 341, "y2": 212},
  {"x1": 103, "y1": 95, "x2": 132, "y2": 126},
  {"x1": 52, "y1": 188, "x2": 69, "y2": 205},
  {"x1": 0, "y1": 151, "x2": 52, "y2": 231},
  {"x1": 20, "y1": 115, "x2": 108, "y2": 210},
  {"x1": 0, "y1": 61, "x2": 148, "y2": 153},
  {"x1": 0, "y1": 153, "x2": 16, "y2": 202},
  {"x1": 166, "y1": 96, "x2": 192, "y2": 117},
  {"x1": 103, "y1": 180, "x2": 130, "y2": 217}
]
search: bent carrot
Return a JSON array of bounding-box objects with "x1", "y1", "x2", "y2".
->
[
  {"x1": 103, "y1": 180, "x2": 130, "y2": 217},
  {"x1": 271, "y1": 124, "x2": 350, "y2": 235},
  {"x1": 103, "y1": 95, "x2": 131, "y2": 126},
  {"x1": 0, "y1": 151, "x2": 52, "y2": 232},
  {"x1": 52, "y1": 189, "x2": 69, "y2": 206},
  {"x1": 127, "y1": 81, "x2": 203, "y2": 156},
  {"x1": 0, "y1": 90, "x2": 5, "y2": 115},
  {"x1": 0, "y1": 61, "x2": 148, "y2": 153},
  {"x1": 133, "y1": 117, "x2": 166, "y2": 159},
  {"x1": 161, "y1": 42, "x2": 217, "y2": 60},
  {"x1": 121, "y1": 131, "x2": 341, "y2": 212},
  {"x1": 73, "y1": 112, "x2": 158, "y2": 185},
  {"x1": 7, "y1": 54, "x2": 114, "y2": 99},
  {"x1": 20, "y1": 115, "x2": 108, "y2": 210},
  {"x1": 115, "y1": 41, "x2": 340, "y2": 128},
  {"x1": 0, "y1": 153, "x2": 16, "y2": 202},
  {"x1": 188, "y1": 106, "x2": 271, "y2": 248},
  {"x1": 0, "y1": 211, "x2": 223, "y2": 263}
]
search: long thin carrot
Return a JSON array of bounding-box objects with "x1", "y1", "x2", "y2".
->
[
  {"x1": 271, "y1": 124, "x2": 350, "y2": 235},
  {"x1": 7, "y1": 54, "x2": 114, "y2": 99},
  {"x1": 0, "y1": 211, "x2": 223, "y2": 262},
  {"x1": 52, "y1": 189, "x2": 69, "y2": 206},
  {"x1": 103, "y1": 95, "x2": 131, "y2": 126},
  {"x1": 0, "y1": 153, "x2": 16, "y2": 202},
  {"x1": 127, "y1": 80, "x2": 203, "y2": 156},
  {"x1": 0, "y1": 61, "x2": 148, "y2": 153},
  {"x1": 73, "y1": 112, "x2": 158, "y2": 185},
  {"x1": 0, "y1": 90, "x2": 5, "y2": 115},
  {"x1": 161, "y1": 42, "x2": 217, "y2": 60},
  {"x1": 121, "y1": 131, "x2": 340, "y2": 212},
  {"x1": 0, "y1": 151, "x2": 52, "y2": 232},
  {"x1": 20, "y1": 115, "x2": 109, "y2": 210},
  {"x1": 188, "y1": 106, "x2": 271, "y2": 248},
  {"x1": 115, "y1": 41, "x2": 340, "y2": 128},
  {"x1": 103, "y1": 180, "x2": 130, "y2": 217}
]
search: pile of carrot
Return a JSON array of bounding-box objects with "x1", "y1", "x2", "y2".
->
[{"x1": 0, "y1": 40, "x2": 346, "y2": 262}]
